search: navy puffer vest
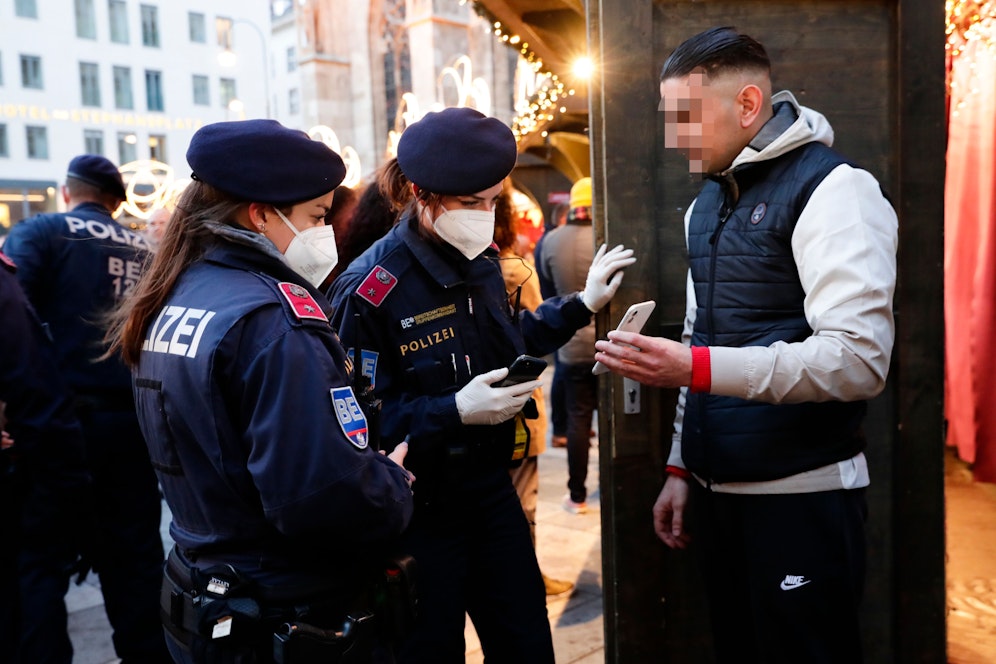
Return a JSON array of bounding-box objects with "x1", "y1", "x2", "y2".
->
[{"x1": 682, "y1": 142, "x2": 867, "y2": 483}]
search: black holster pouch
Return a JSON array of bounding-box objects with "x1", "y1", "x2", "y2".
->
[
  {"x1": 273, "y1": 612, "x2": 374, "y2": 664},
  {"x1": 372, "y1": 554, "x2": 417, "y2": 641}
]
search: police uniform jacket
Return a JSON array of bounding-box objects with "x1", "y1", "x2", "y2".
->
[
  {"x1": 131, "y1": 226, "x2": 413, "y2": 587},
  {"x1": 2, "y1": 202, "x2": 151, "y2": 397},
  {"x1": 0, "y1": 257, "x2": 90, "y2": 542},
  {"x1": 328, "y1": 216, "x2": 592, "y2": 497}
]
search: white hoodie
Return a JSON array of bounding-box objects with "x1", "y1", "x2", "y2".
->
[{"x1": 669, "y1": 91, "x2": 899, "y2": 494}]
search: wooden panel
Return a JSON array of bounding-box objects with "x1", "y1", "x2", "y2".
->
[{"x1": 590, "y1": 0, "x2": 946, "y2": 661}]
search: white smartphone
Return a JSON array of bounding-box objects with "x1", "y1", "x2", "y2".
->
[{"x1": 592, "y1": 300, "x2": 656, "y2": 375}]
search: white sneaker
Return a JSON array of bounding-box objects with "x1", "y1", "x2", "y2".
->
[{"x1": 562, "y1": 494, "x2": 588, "y2": 515}]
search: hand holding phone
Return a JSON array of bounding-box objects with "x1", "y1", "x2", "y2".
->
[
  {"x1": 495, "y1": 354, "x2": 548, "y2": 387},
  {"x1": 592, "y1": 300, "x2": 656, "y2": 375}
]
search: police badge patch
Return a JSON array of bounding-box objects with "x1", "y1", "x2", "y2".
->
[
  {"x1": 356, "y1": 265, "x2": 398, "y2": 307},
  {"x1": 277, "y1": 282, "x2": 328, "y2": 322},
  {"x1": 330, "y1": 386, "x2": 369, "y2": 449}
]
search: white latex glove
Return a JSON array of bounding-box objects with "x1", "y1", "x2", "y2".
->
[
  {"x1": 581, "y1": 243, "x2": 637, "y2": 312},
  {"x1": 454, "y1": 367, "x2": 542, "y2": 426}
]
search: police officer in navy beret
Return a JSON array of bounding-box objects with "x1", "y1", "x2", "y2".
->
[
  {"x1": 3, "y1": 154, "x2": 171, "y2": 662},
  {"x1": 105, "y1": 119, "x2": 414, "y2": 663},
  {"x1": 328, "y1": 107, "x2": 635, "y2": 663},
  {"x1": 0, "y1": 255, "x2": 90, "y2": 664}
]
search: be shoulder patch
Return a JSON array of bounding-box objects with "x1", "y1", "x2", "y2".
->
[
  {"x1": 356, "y1": 265, "x2": 398, "y2": 307},
  {"x1": 277, "y1": 282, "x2": 328, "y2": 322},
  {"x1": 330, "y1": 386, "x2": 369, "y2": 449}
]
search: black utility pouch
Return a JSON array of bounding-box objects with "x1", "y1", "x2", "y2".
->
[
  {"x1": 374, "y1": 554, "x2": 418, "y2": 641},
  {"x1": 273, "y1": 612, "x2": 375, "y2": 664}
]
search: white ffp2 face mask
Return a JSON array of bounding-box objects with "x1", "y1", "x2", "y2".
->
[
  {"x1": 274, "y1": 208, "x2": 338, "y2": 288},
  {"x1": 432, "y1": 208, "x2": 496, "y2": 260}
]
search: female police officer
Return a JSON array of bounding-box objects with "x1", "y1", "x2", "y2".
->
[
  {"x1": 107, "y1": 119, "x2": 415, "y2": 663},
  {"x1": 328, "y1": 107, "x2": 635, "y2": 663}
]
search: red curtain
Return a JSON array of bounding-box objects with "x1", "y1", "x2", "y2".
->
[{"x1": 944, "y1": 35, "x2": 996, "y2": 483}]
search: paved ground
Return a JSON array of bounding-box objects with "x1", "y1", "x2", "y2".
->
[{"x1": 64, "y1": 379, "x2": 996, "y2": 663}]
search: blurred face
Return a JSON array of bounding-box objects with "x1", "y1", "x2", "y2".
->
[
  {"x1": 264, "y1": 191, "x2": 335, "y2": 254},
  {"x1": 659, "y1": 70, "x2": 745, "y2": 175}
]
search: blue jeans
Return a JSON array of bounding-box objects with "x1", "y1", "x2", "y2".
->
[{"x1": 561, "y1": 363, "x2": 597, "y2": 503}]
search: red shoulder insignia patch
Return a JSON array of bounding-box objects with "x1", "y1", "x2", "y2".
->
[
  {"x1": 277, "y1": 282, "x2": 328, "y2": 322},
  {"x1": 0, "y1": 253, "x2": 16, "y2": 271},
  {"x1": 356, "y1": 265, "x2": 398, "y2": 307}
]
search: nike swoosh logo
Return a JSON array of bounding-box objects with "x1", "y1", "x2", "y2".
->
[{"x1": 780, "y1": 579, "x2": 812, "y2": 591}]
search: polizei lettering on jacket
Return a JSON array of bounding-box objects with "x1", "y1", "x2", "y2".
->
[
  {"x1": 65, "y1": 216, "x2": 151, "y2": 249},
  {"x1": 399, "y1": 326, "x2": 456, "y2": 356},
  {"x1": 142, "y1": 305, "x2": 217, "y2": 358}
]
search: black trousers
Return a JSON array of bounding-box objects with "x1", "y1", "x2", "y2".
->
[
  {"x1": 398, "y1": 466, "x2": 554, "y2": 663},
  {"x1": 78, "y1": 406, "x2": 169, "y2": 663},
  {"x1": 690, "y1": 482, "x2": 868, "y2": 664}
]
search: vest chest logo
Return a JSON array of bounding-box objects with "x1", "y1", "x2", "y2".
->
[
  {"x1": 356, "y1": 265, "x2": 398, "y2": 307},
  {"x1": 399, "y1": 303, "x2": 457, "y2": 330},
  {"x1": 750, "y1": 202, "x2": 767, "y2": 225},
  {"x1": 330, "y1": 386, "x2": 369, "y2": 449},
  {"x1": 399, "y1": 326, "x2": 457, "y2": 356}
]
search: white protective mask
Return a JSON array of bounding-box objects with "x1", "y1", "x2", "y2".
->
[
  {"x1": 432, "y1": 208, "x2": 496, "y2": 260},
  {"x1": 274, "y1": 209, "x2": 338, "y2": 288}
]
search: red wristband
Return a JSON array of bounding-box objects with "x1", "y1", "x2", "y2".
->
[
  {"x1": 666, "y1": 465, "x2": 691, "y2": 480},
  {"x1": 690, "y1": 345, "x2": 711, "y2": 393}
]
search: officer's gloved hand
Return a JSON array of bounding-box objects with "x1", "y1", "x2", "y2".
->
[
  {"x1": 580, "y1": 243, "x2": 637, "y2": 312},
  {"x1": 455, "y1": 368, "x2": 542, "y2": 426}
]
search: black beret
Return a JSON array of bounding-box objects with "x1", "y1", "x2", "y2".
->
[
  {"x1": 397, "y1": 107, "x2": 517, "y2": 196},
  {"x1": 67, "y1": 154, "x2": 126, "y2": 199},
  {"x1": 186, "y1": 119, "x2": 346, "y2": 206}
]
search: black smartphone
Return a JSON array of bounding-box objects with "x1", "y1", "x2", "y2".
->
[{"x1": 495, "y1": 354, "x2": 548, "y2": 387}]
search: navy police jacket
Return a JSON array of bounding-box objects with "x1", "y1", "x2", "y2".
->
[
  {"x1": 328, "y1": 217, "x2": 592, "y2": 494},
  {"x1": 131, "y1": 237, "x2": 413, "y2": 584},
  {"x1": 2, "y1": 202, "x2": 151, "y2": 394},
  {"x1": 0, "y1": 256, "x2": 90, "y2": 542}
]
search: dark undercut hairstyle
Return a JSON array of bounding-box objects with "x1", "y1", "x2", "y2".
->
[{"x1": 660, "y1": 26, "x2": 770, "y2": 82}]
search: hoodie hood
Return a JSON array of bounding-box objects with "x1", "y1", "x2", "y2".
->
[{"x1": 726, "y1": 90, "x2": 835, "y2": 174}]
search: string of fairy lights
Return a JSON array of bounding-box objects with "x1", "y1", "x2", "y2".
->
[
  {"x1": 462, "y1": 0, "x2": 577, "y2": 142},
  {"x1": 946, "y1": 0, "x2": 996, "y2": 114}
]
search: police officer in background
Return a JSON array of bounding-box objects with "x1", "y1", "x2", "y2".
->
[
  {"x1": 2, "y1": 155, "x2": 169, "y2": 663},
  {"x1": 105, "y1": 119, "x2": 415, "y2": 663},
  {"x1": 328, "y1": 107, "x2": 635, "y2": 663},
  {"x1": 0, "y1": 255, "x2": 91, "y2": 664}
]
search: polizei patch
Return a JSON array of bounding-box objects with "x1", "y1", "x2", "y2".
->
[{"x1": 330, "y1": 386, "x2": 369, "y2": 449}]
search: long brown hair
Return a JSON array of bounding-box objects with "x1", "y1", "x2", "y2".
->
[{"x1": 105, "y1": 181, "x2": 248, "y2": 367}]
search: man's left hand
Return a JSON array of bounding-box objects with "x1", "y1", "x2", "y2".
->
[{"x1": 593, "y1": 330, "x2": 692, "y2": 388}]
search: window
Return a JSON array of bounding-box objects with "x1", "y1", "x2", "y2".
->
[
  {"x1": 109, "y1": 0, "x2": 129, "y2": 44},
  {"x1": 113, "y1": 66, "x2": 133, "y2": 109},
  {"x1": 15, "y1": 0, "x2": 37, "y2": 18},
  {"x1": 219, "y1": 77, "x2": 236, "y2": 108},
  {"x1": 189, "y1": 12, "x2": 206, "y2": 43},
  {"x1": 0, "y1": 125, "x2": 8, "y2": 158},
  {"x1": 140, "y1": 5, "x2": 160, "y2": 47},
  {"x1": 149, "y1": 134, "x2": 166, "y2": 162},
  {"x1": 287, "y1": 46, "x2": 296, "y2": 72},
  {"x1": 288, "y1": 88, "x2": 300, "y2": 115},
  {"x1": 84, "y1": 129, "x2": 104, "y2": 155},
  {"x1": 26, "y1": 126, "x2": 48, "y2": 159},
  {"x1": 216, "y1": 17, "x2": 233, "y2": 50},
  {"x1": 145, "y1": 70, "x2": 163, "y2": 111},
  {"x1": 80, "y1": 62, "x2": 101, "y2": 106},
  {"x1": 75, "y1": 0, "x2": 96, "y2": 39},
  {"x1": 20, "y1": 55, "x2": 42, "y2": 89},
  {"x1": 192, "y1": 74, "x2": 209, "y2": 106},
  {"x1": 118, "y1": 132, "x2": 137, "y2": 164}
]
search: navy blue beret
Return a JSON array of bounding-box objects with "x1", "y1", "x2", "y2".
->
[
  {"x1": 186, "y1": 119, "x2": 346, "y2": 206},
  {"x1": 67, "y1": 154, "x2": 126, "y2": 199},
  {"x1": 397, "y1": 107, "x2": 517, "y2": 196}
]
